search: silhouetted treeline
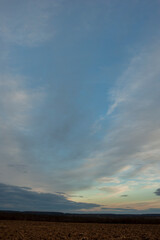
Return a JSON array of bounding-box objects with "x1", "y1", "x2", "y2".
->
[{"x1": 0, "y1": 211, "x2": 160, "y2": 224}]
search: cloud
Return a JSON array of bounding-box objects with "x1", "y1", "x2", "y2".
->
[
  {"x1": 99, "y1": 186, "x2": 129, "y2": 195},
  {"x1": 1, "y1": 41, "x2": 160, "y2": 194},
  {"x1": 80, "y1": 41, "x2": 160, "y2": 185},
  {"x1": 101, "y1": 207, "x2": 131, "y2": 211},
  {"x1": 0, "y1": 74, "x2": 45, "y2": 188},
  {"x1": 0, "y1": 1, "x2": 160, "y2": 201},
  {"x1": 51, "y1": 40, "x2": 160, "y2": 193},
  {"x1": 97, "y1": 177, "x2": 120, "y2": 184},
  {"x1": 0, "y1": 58, "x2": 99, "y2": 192},
  {"x1": 154, "y1": 189, "x2": 160, "y2": 196},
  {"x1": 0, "y1": 183, "x2": 100, "y2": 212},
  {"x1": 101, "y1": 207, "x2": 160, "y2": 214},
  {"x1": 0, "y1": 0, "x2": 58, "y2": 46},
  {"x1": 0, "y1": 74, "x2": 40, "y2": 128}
]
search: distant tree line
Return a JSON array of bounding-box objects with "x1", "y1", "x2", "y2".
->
[{"x1": 0, "y1": 211, "x2": 160, "y2": 224}]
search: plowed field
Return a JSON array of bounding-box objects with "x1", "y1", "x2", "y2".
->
[{"x1": 0, "y1": 220, "x2": 160, "y2": 240}]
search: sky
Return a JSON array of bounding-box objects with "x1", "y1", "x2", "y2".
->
[{"x1": 0, "y1": 0, "x2": 160, "y2": 214}]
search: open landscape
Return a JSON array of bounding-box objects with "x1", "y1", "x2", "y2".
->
[
  {"x1": 1, "y1": 220, "x2": 160, "y2": 240},
  {"x1": 1, "y1": 1, "x2": 160, "y2": 240},
  {"x1": 0, "y1": 212, "x2": 160, "y2": 240}
]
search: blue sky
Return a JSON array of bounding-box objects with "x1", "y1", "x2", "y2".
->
[{"x1": 0, "y1": 0, "x2": 160, "y2": 213}]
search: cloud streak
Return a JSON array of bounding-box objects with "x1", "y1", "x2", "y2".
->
[{"x1": 81, "y1": 42, "x2": 160, "y2": 184}]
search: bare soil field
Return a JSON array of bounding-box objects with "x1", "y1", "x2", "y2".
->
[{"x1": 0, "y1": 220, "x2": 160, "y2": 240}]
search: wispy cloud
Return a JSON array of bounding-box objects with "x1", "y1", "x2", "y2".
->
[
  {"x1": 0, "y1": 0, "x2": 59, "y2": 46},
  {"x1": 55, "y1": 41, "x2": 160, "y2": 193},
  {"x1": 99, "y1": 185, "x2": 129, "y2": 195},
  {"x1": 1, "y1": 40, "x2": 160, "y2": 195},
  {"x1": 82, "y1": 42, "x2": 160, "y2": 184},
  {"x1": 97, "y1": 177, "x2": 120, "y2": 184},
  {"x1": 0, "y1": 74, "x2": 45, "y2": 187}
]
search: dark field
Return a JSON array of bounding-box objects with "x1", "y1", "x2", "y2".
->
[{"x1": 0, "y1": 220, "x2": 160, "y2": 240}]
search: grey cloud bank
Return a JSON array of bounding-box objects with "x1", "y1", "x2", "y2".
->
[
  {"x1": 0, "y1": 183, "x2": 100, "y2": 212},
  {"x1": 1, "y1": 183, "x2": 159, "y2": 214},
  {"x1": 154, "y1": 189, "x2": 160, "y2": 196}
]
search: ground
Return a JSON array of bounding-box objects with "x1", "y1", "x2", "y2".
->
[{"x1": 0, "y1": 220, "x2": 160, "y2": 240}]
